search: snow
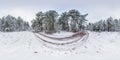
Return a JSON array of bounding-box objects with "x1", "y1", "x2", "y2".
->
[
  {"x1": 40, "y1": 31, "x2": 75, "y2": 38},
  {"x1": 0, "y1": 31, "x2": 120, "y2": 60},
  {"x1": 35, "y1": 31, "x2": 88, "y2": 50}
]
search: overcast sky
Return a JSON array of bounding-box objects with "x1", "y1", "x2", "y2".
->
[{"x1": 0, "y1": 0, "x2": 120, "y2": 23}]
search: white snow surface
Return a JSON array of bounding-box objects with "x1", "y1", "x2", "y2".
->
[
  {"x1": 40, "y1": 31, "x2": 75, "y2": 38},
  {"x1": 0, "y1": 31, "x2": 120, "y2": 60}
]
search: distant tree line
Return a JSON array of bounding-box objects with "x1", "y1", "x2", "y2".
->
[
  {"x1": 1, "y1": 9, "x2": 119, "y2": 33},
  {"x1": 86, "y1": 17, "x2": 120, "y2": 32},
  {"x1": 0, "y1": 15, "x2": 30, "y2": 32},
  {"x1": 31, "y1": 9, "x2": 88, "y2": 33}
]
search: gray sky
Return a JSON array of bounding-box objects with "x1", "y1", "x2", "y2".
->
[{"x1": 0, "y1": 0, "x2": 120, "y2": 23}]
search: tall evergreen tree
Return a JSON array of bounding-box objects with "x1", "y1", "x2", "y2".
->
[
  {"x1": 58, "y1": 12, "x2": 69, "y2": 31},
  {"x1": 68, "y1": 9, "x2": 81, "y2": 32},
  {"x1": 106, "y1": 17, "x2": 113, "y2": 32},
  {"x1": 44, "y1": 10, "x2": 58, "y2": 33},
  {"x1": 0, "y1": 15, "x2": 30, "y2": 32},
  {"x1": 36, "y1": 12, "x2": 45, "y2": 31}
]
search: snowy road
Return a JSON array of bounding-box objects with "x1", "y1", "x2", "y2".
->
[{"x1": 0, "y1": 31, "x2": 120, "y2": 60}]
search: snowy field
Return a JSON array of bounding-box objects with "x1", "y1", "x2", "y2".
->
[
  {"x1": 0, "y1": 31, "x2": 120, "y2": 60},
  {"x1": 40, "y1": 31, "x2": 75, "y2": 38}
]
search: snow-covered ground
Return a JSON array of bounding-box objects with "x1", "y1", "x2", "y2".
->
[
  {"x1": 0, "y1": 31, "x2": 120, "y2": 60},
  {"x1": 40, "y1": 31, "x2": 75, "y2": 38}
]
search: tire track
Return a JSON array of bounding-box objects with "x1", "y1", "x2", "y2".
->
[
  {"x1": 37, "y1": 31, "x2": 86, "y2": 41},
  {"x1": 33, "y1": 31, "x2": 89, "y2": 45}
]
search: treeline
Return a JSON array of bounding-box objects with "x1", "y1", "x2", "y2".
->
[
  {"x1": 0, "y1": 15, "x2": 30, "y2": 32},
  {"x1": 1, "y1": 9, "x2": 120, "y2": 33},
  {"x1": 31, "y1": 9, "x2": 88, "y2": 33},
  {"x1": 86, "y1": 17, "x2": 120, "y2": 32}
]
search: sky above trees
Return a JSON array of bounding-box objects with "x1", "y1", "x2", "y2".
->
[{"x1": 0, "y1": 0, "x2": 120, "y2": 23}]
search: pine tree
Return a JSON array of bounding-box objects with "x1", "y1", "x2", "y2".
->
[
  {"x1": 44, "y1": 10, "x2": 58, "y2": 33},
  {"x1": 0, "y1": 15, "x2": 30, "y2": 32},
  {"x1": 106, "y1": 17, "x2": 113, "y2": 32},
  {"x1": 58, "y1": 12, "x2": 69, "y2": 31},
  {"x1": 68, "y1": 9, "x2": 81, "y2": 32},
  {"x1": 36, "y1": 12, "x2": 44, "y2": 31},
  {"x1": 113, "y1": 19, "x2": 119, "y2": 31}
]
